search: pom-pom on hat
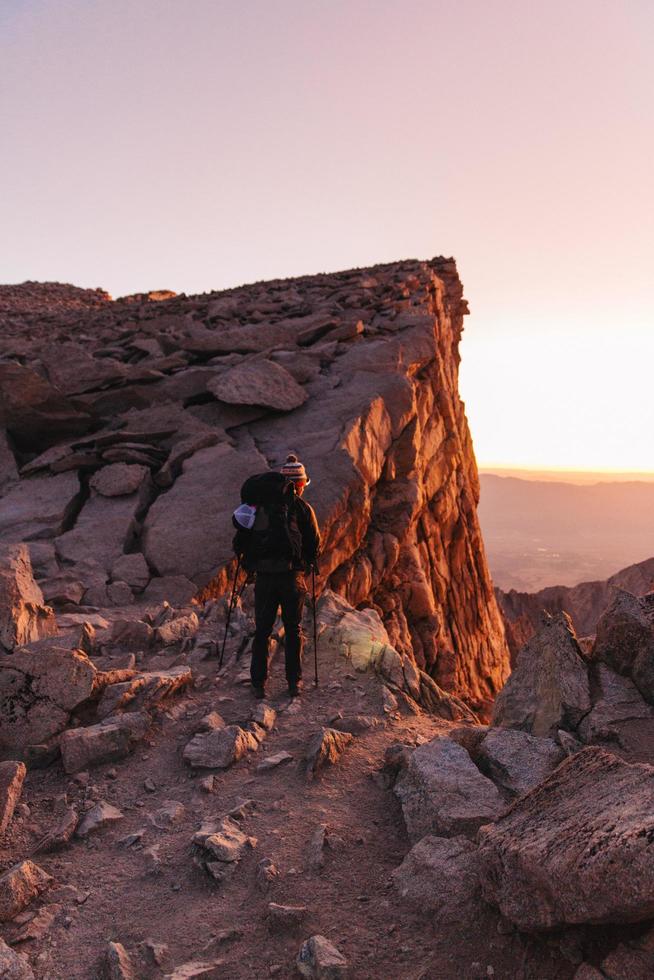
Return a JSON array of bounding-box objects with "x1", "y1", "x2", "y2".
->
[{"x1": 280, "y1": 452, "x2": 310, "y2": 485}]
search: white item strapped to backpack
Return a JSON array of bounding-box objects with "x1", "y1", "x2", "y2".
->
[{"x1": 233, "y1": 503, "x2": 257, "y2": 530}]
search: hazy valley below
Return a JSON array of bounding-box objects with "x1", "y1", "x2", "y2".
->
[{"x1": 479, "y1": 472, "x2": 654, "y2": 592}]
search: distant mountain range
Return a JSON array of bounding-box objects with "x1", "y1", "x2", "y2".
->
[
  {"x1": 496, "y1": 553, "x2": 654, "y2": 658},
  {"x1": 478, "y1": 473, "x2": 654, "y2": 592}
]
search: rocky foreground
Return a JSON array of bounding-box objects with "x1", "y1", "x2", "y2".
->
[{"x1": 2, "y1": 555, "x2": 654, "y2": 977}]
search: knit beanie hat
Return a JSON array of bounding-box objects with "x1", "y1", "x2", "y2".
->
[{"x1": 280, "y1": 452, "x2": 310, "y2": 485}]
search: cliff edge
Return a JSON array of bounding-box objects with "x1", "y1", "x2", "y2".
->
[{"x1": 0, "y1": 257, "x2": 508, "y2": 706}]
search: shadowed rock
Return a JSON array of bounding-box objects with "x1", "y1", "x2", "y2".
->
[
  {"x1": 492, "y1": 612, "x2": 590, "y2": 737},
  {"x1": 0, "y1": 761, "x2": 26, "y2": 834},
  {"x1": 593, "y1": 590, "x2": 654, "y2": 703},
  {"x1": 0, "y1": 544, "x2": 57, "y2": 651},
  {"x1": 476, "y1": 728, "x2": 565, "y2": 797},
  {"x1": 392, "y1": 835, "x2": 483, "y2": 922},
  {"x1": 578, "y1": 665, "x2": 654, "y2": 745},
  {"x1": 0, "y1": 361, "x2": 92, "y2": 451}
]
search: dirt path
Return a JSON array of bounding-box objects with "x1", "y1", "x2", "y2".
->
[{"x1": 1, "y1": 637, "x2": 577, "y2": 979}]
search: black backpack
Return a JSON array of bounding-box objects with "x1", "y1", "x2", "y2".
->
[{"x1": 233, "y1": 472, "x2": 303, "y2": 572}]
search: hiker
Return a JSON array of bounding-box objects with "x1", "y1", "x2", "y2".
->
[{"x1": 233, "y1": 453, "x2": 320, "y2": 699}]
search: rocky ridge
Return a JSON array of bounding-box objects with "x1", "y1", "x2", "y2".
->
[{"x1": 0, "y1": 259, "x2": 509, "y2": 708}]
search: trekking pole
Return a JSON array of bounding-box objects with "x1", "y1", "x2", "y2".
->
[
  {"x1": 312, "y1": 563, "x2": 319, "y2": 687},
  {"x1": 219, "y1": 556, "x2": 241, "y2": 668}
]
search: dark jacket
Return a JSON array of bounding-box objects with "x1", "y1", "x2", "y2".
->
[{"x1": 234, "y1": 494, "x2": 321, "y2": 574}]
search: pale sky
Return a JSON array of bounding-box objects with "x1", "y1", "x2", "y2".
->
[{"x1": 1, "y1": 1, "x2": 652, "y2": 472}]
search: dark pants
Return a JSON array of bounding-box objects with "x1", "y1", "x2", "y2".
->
[{"x1": 250, "y1": 571, "x2": 307, "y2": 688}]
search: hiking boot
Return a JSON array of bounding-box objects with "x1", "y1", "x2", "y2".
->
[
  {"x1": 252, "y1": 684, "x2": 267, "y2": 700},
  {"x1": 288, "y1": 680, "x2": 304, "y2": 698}
]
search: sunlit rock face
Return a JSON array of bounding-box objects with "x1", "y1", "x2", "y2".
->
[{"x1": 0, "y1": 259, "x2": 509, "y2": 706}]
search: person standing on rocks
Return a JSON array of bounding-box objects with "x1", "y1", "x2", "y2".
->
[{"x1": 233, "y1": 453, "x2": 320, "y2": 699}]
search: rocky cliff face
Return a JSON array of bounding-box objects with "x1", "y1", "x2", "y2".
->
[{"x1": 0, "y1": 258, "x2": 508, "y2": 706}]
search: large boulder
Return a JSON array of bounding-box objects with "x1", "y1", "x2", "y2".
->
[
  {"x1": 492, "y1": 612, "x2": 590, "y2": 736},
  {"x1": 593, "y1": 590, "x2": 654, "y2": 703},
  {"x1": 0, "y1": 361, "x2": 92, "y2": 451},
  {"x1": 0, "y1": 543, "x2": 57, "y2": 652},
  {"x1": 394, "y1": 736, "x2": 503, "y2": 842},
  {"x1": 0, "y1": 644, "x2": 97, "y2": 753},
  {"x1": 209, "y1": 358, "x2": 308, "y2": 411},
  {"x1": 476, "y1": 727, "x2": 565, "y2": 797},
  {"x1": 142, "y1": 439, "x2": 266, "y2": 585},
  {"x1": 578, "y1": 665, "x2": 654, "y2": 745},
  {"x1": 0, "y1": 471, "x2": 81, "y2": 544},
  {"x1": 478, "y1": 747, "x2": 654, "y2": 930},
  {"x1": 392, "y1": 835, "x2": 483, "y2": 922}
]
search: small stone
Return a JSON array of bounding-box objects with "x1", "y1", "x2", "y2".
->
[
  {"x1": 143, "y1": 940, "x2": 169, "y2": 967},
  {"x1": 257, "y1": 752, "x2": 293, "y2": 772},
  {"x1": 118, "y1": 829, "x2": 146, "y2": 848},
  {"x1": 90, "y1": 463, "x2": 149, "y2": 497},
  {"x1": 251, "y1": 703, "x2": 277, "y2": 732},
  {"x1": 0, "y1": 761, "x2": 27, "y2": 834},
  {"x1": 297, "y1": 935, "x2": 348, "y2": 979},
  {"x1": 197, "y1": 712, "x2": 226, "y2": 732},
  {"x1": 193, "y1": 816, "x2": 255, "y2": 875},
  {"x1": 144, "y1": 845, "x2": 162, "y2": 874},
  {"x1": 162, "y1": 959, "x2": 224, "y2": 979},
  {"x1": 33, "y1": 806, "x2": 79, "y2": 853},
  {"x1": 104, "y1": 940, "x2": 136, "y2": 980},
  {"x1": 0, "y1": 860, "x2": 52, "y2": 922},
  {"x1": 149, "y1": 801, "x2": 185, "y2": 829},
  {"x1": 304, "y1": 729, "x2": 353, "y2": 781},
  {"x1": 256, "y1": 857, "x2": 280, "y2": 892},
  {"x1": 156, "y1": 612, "x2": 200, "y2": 647},
  {"x1": 267, "y1": 902, "x2": 307, "y2": 933},
  {"x1": 307, "y1": 824, "x2": 328, "y2": 871},
  {"x1": 144, "y1": 777, "x2": 156, "y2": 792},
  {"x1": 183, "y1": 725, "x2": 258, "y2": 769},
  {"x1": 75, "y1": 800, "x2": 124, "y2": 838},
  {"x1": 199, "y1": 776, "x2": 215, "y2": 794}
]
